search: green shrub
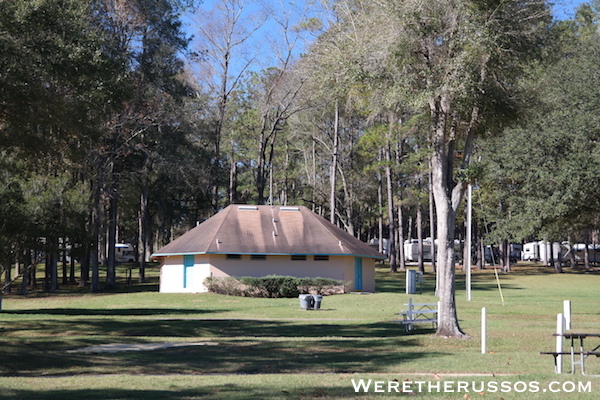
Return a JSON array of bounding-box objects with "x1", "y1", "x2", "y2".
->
[
  {"x1": 203, "y1": 276, "x2": 248, "y2": 296},
  {"x1": 279, "y1": 277, "x2": 301, "y2": 298},
  {"x1": 204, "y1": 275, "x2": 343, "y2": 298},
  {"x1": 239, "y1": 275, "x2": 300, "y2": 298},
  {"x1": 296, "y1": 277, "x2": 345, "y2": 295}
]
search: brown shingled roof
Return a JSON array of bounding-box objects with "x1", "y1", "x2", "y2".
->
[{"x1": 151, "y1": 205, "x2": 385, "y2": 259}]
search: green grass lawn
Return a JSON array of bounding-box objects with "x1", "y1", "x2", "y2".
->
[{"x1": 0, "y1": 263, "x2": 599, "y2": 399}]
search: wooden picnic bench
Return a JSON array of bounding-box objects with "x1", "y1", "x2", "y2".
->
[{"x1": 395, "y1": 298, "x2": 438, "y2": 331}]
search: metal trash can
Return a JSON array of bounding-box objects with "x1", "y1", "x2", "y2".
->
[
  {"x1": 406, "y1": 270, "x2": 417, "y2": 294},
  {"x1": 312, "y1": 295, "x2": 323, "y2": 310},
  {"x1": 299, "y1": 294, "x2": 314, "y2": 310}
]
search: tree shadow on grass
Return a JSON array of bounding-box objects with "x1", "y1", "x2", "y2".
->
[
  {"x1": 0, "y1": 384, "x2": 372, "y2": 400},
  {"x1": 2, "y1": 308, "x2": 222, "y2": 316},
  {"x1": 0, "y1": 388, "x2": 216, "y2": 400},
  {"x1": 125, "y1": 337, "x2": 434, "y2": 375},
  {"x1": 3, "y1": 317, "x2": 428, "y2": 339},
  {"x1": 6, "y1": 336, "x2": 441, "y2": 377},
  {"x1": 1, "y1": 319, "x2": 442, "y2": 377}
]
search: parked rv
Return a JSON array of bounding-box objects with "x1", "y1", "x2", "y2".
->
[
  {"x1": 565, "y1": 243, "x2": 600, "y2": 264},
  {"x1": 522, "y1": 242, "x2": 539, "y2": 261},
  {"x1": 115, "y1": 243, "x2": 135, "y2": 263},
  {"x1": 403, "y1": 239, "x2": 434, "y2": 262},
  {"x1": 368, "y1": 238, "x2": 389, "y2": 256},
  {"x1": 522, "y1": 241, "x2": 570, "y2": 264}
]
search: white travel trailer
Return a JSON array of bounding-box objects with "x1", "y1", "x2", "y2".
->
[
  {"x1": 115, "y1": 243, "x2": 135, "y2": 263},
  {"x1": 522, "y1": 242, "x2": 539, "y2": 261},
  {"x1": 522, "y1": 241, "x2": 567, "y2": 264},
  {"x1": 538, "y1": 241, "x2": 554, "y2": 264},
  {"x1": 368, "y1": 238, "x2": 389, "y2": 256},
  {"x1": 403, "y1": 239, "x2": 434, "y2": 262},
  {"x1": 568, "y1": 243, "x2": 600, "y2": 264}
]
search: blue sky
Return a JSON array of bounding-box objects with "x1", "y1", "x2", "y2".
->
[
  {"x1": 553, "y1": 0, "x2": 589, "y2": 19},
  {"x1": 182, "y1": 0, "x2": 594, "y2": 84}
]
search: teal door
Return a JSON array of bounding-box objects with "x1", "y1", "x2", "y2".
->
[
  {"x1": 354, "y1": 257, "x2": 363, "y2": 291},
  {"x1": 183, "y1": 255, "x2": 194, "y2": 289}
]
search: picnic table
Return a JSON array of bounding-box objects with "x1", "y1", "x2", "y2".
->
[
  {"x1": 394, "y1": 298, "x2": 438, "y2": 331},
  {"x1": 541, "y1": 333, "x2": 600, "y2": 376}
]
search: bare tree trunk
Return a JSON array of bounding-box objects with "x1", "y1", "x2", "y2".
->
[
  {"x1": 417, "y1": 205, "x2": 424, "y2": 273},
  {"x1": 312, "y1": 140, "x2": 317, "y2": 212},
  {"x1": 69, "y1": 251, "x2": 75, "y2": 285},
  {"x1": 584, "y1": 231, "x2": 591, "y2": 270},
  {"x1": 429, "y1": 95, "x2": 471, "y2": 339},
  {"x1": 499, "y1": 239, "x2": 510, "y2": 273},
  {"x1": 3, "y1": 261, "x2": 11, "y2": 294},
  {"x1": 256, "y1": 123, "x2": 268, "y2": 205},
  {"x1": 397, "y1": 204, "x2": 406, "y2": 271},
  {"x1": 330, "y1": 101, "x2": 339, "y2": 224},
  {"x1": 553, "y1": 242, "x2": 563, "y2": 273},
  {"x1": 80, "y1": 252, "x2": 90, "y2": 287},
  {"x1": 138, "y1": 166, "x2": 149, "y2": 283},
  {"x1": 90, "y1": 161, "x2": 102, "y2": 293},
  {"x1": 432, "y1": 192, "x2": 464, "y2": 338},
  {"x1": 30, "y1": 250, "x2": 37, "y2": 290},
  {"x1": 567, "y1": 236, "x2": 576, "y2": 268},
  {"x1": 385, "y1": 143, "x2": 397, "y2": 272},
  {"x1": 62, "y1": 239, "x2": 68, "y2": 285},
  {"x1": 20, "y1": 252, "x2": 29, "y2": 296},
  {"x1": 378, "y1": 150, "x2": 384, "y2": 255},
  {"x1": 46, "y1": 238, "x2": 58, "y2": 293},
  {"x1": 229, "y1": 140, "x2": 238, "y2": 204},
  {"x1": 428, "y1": 169, "x2": 436, "y2": 273},
  {"x1": 476, "y1": 222, "x2": 484, "y2": 269},
  {"x1": 106, "y1": 176, "x2": 118, "y2": 290}
]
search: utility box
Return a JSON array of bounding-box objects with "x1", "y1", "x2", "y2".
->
[{"x1": 406, "y1": 270, "x2": 417, "y2": 294}]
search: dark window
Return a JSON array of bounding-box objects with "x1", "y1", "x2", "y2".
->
[
  {"x1": 226, "y1": 254, "x2": 241, "y2": 260},
  {"x1": 291, "y1": 255, "x2": 307, "y2": 261},
  {"x1": 314, "y1": 255, "x2": 329, "y2": 261},
  {"x1": 251, "y1": 254, "x2": 267, "y2": 260}
]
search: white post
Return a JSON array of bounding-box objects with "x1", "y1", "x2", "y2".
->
[
  {"x1": 466, "y1": 184, "x2": 472, "y2": 301},
  {"x1": 408, "y1": 298, "x2": 413, "y2": 331},
  {"x1": 481, "y1": 307, "x2": 487, "y2": 354},
  {"x1": 563, "y1": 300, "x2": 571, "y2": 331},
  {"x1": 556, "y1": 313, "x2": 565, "y2": 374}
]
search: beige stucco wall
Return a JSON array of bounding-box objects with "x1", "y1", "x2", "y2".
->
[
  {"x1": 159, "y1": 254, "x2": 376, "y2": 293},
  {"x1": 159, "y1": 256, "x2": 210, "y2": 293}
]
